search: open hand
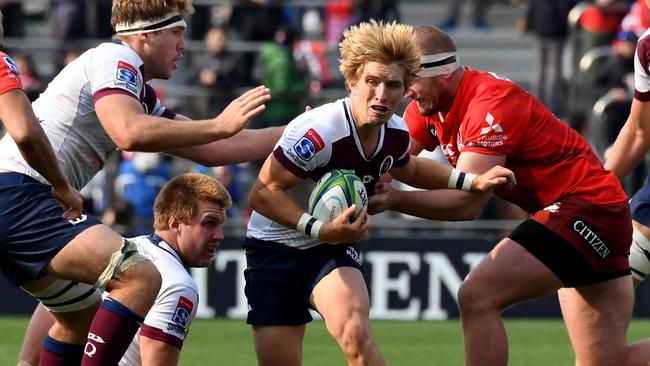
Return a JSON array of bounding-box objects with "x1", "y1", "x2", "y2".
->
[{"x1": 214, "y1": 85, "x2": 271, "y2": 138}]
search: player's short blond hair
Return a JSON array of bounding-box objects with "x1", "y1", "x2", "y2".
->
[
  {"x1": 154, "y1": 173, "x2": 232, "y2": 230},
  {"x1": 339, "y1": 20, "x2": 420, "y2": 89},
  {"x1": 111, "y1": 0, "x2": 194, "y2": 31}
]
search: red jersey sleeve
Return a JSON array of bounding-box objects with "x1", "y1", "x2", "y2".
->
[
  {"x1": 403, "y1": 101, "x2": 439, "y2": 151},
  {"x1": 0, "y1": 52, "x2": 22, "y2": 95}
]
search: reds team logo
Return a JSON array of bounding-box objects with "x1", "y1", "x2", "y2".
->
[
  {"x1": 293, "y1": 128, "x2": 325, "y2": 161},
  {"x1": 172, "y1": 296, "x2": 194, "y2": 328},
  {"x1": 116, "y1": 61, "x2": 138, "y2": 86}
]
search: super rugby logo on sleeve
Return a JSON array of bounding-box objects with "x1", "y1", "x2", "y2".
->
[
  {"x1": 3, "y1": 56, "x2": 20, "y2": 79},
  {"x1": 115, "y1": 61, "x2": 138, "y2": 93},
  {"x1": 172, "y1": 296, "x2": 194, "y2": 329},
  {"x1": 293, "y1": 128, "x2": 325, "y2": 161}
]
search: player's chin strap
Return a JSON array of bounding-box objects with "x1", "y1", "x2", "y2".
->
[
  {"x1": 418, "y1": 52, "x2": 460, "y2": 78},
  {"x1": 114, "y1": 12, "x2": 187, "y2": 36}
]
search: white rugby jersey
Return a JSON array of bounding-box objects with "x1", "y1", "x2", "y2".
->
[
  {"x1": 634, "y1": 27, "x2": 650, "y2": 101},
  {"x1": 0, "y1": 42, "x2": 175, "y2": 189},
  {"x1": 120, "y1": 234, "x2": 198, "y2": 366},
  {"x1": 247, "y1": 98, "x2": 411, "y2": 249}
]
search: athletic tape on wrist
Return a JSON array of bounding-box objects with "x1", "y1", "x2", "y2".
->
[
  {"x1": 297, "y1": 213, "x2": 323, "y2": 240},
  {"x1": 447, "y1": 168, "x2": 477, "y2": 192}
]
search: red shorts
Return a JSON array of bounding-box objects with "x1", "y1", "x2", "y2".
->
[{"x1": 509, "y1": 196, "x2": 631, "y2": 287}]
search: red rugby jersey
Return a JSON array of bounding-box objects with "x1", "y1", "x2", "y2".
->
[
  {"x1": 404, "y1": 69, "x2": 627, "y2": 213},
  {"x1": 0, "y1": 51, "x2": 22, "y2": 95}
]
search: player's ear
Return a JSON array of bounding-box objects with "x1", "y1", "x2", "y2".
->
[{"x1": 168, "y1": 216, "x2": 181, "y2": 233}]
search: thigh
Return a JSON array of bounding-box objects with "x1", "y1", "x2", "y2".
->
[
  {"x1": 0, "y1": 173, "x2": 103, "y2": 286},
  {"x1": 463, "y1": 238, "x2": 562, "y2": 308},
  {"x1": 46, "y1": 224, "x2": 126, "y2": 285},
  {"x1": 252, "y1": 325, "x2": 306, "y2": 366},
  {"x1": 311, "y1": 266, "x2": 370, "y2": 324},
  {"x1": 558, "y1": 277, "x2": 633, "y2": 365}
]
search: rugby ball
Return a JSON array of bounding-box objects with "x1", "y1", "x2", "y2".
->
[{"x1": 308, "y1": 169, "x2": 368, "y2": 222}]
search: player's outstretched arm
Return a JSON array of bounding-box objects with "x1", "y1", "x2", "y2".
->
[
  {"x1": 170, "y1": 125, "x2": 284, "y2": 166},
  {"x1": 604, "y1": 98, "x2": 650, "y2": 179},
  {"x1": 95, "y1": 86, "x2": 270, "y2": 152},
  {"x1": 0, "y1": 89, "x2": 82, "y2": 220},
  {"x1": 371, "y1": 152, "x2": 508, "y2": 220}
]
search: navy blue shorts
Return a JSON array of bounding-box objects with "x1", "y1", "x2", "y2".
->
[
  {"x1": 631, "y1": 176, "x2": 650, "y2": 226},
  {"x1": 0, "y1": 173, "x2": 102, "y2": 286},
  {"x1": 243, "y1": 237, "x2": 364, "y2": 326}
]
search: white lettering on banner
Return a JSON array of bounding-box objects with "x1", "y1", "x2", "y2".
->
[
  {"x1": 421, "y1": 253, "x2": 462, "y2": 320},
  {"x1": 214, "y1": 250, "x2": 249, "y2": 318},
  {"x1": 192, "y1": 249, "x2": 489, "y2": 320},
  {"x1": 190, "y1": 267, "x2": 215, "y2": 318},
  {"x1": 367, "y1": 252, "x2": 422, "y2": 320}
]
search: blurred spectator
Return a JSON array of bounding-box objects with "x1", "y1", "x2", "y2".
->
[
  {"x1": 520, "y1": 0, "x2": 576, "y2": 116},
  {"x1": 348, "y1": 0, "x2": 401, "y2": 26},
  {"x1": 325, "y1": 0, "x2": 353, "y2": 48},
  {"x1": 50, "y1": 0, "x2": 86, "y2": 40},
  {"x1": 578, "y1": 0, "x2": 629, "y2": 55},
  {"x1": 439, "y1": 0, "x2": 492, "y2": 31},
  {"x1": 195, "y1": 164, "x2": 245, "y2": 217},
  {"x1": 620, "y1": 0, "x2": 650, "y2": 36},
  {"x1": 1, "y1": 1, "x2": 24, "y2": 37},
  {"x1": 12, "y1": 54, "x2": 42, "y2": 101},
  {"x1": 186, "y1": 25, "x2": 246, "y2": 115},
  {"x1": 593, "y1": 31, "x2": 637, "y2": 151},
  {"x1": 115, "y1": 152, "x2": 172, "y2": 235},
  {"x1": 253, "y1": 25, "x2": 308, "y2": 129},
  {"x1": 594, "y1": 30, "x2": 637, "y2": 93}
]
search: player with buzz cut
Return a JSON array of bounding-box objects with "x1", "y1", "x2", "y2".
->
[
  {"x1": 17, "y1": 173, "x2": 232, "y2": 366},
  {"x1": 245, "y1": 19, "x2": 515, "y2": 366},
  {"x1": 0, "y1": 0, "x2": 281, "y2": 364}
]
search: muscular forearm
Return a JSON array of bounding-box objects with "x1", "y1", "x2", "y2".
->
[
  {"x1": 386, "y1": 189, "x2": 489, "y2": 221},
  {"x1": 605, "y1": 120, "x2": 650, "y2": 179},
  {"x1": 169, "y1": 127, "x2": 284, "y2": 166},
  {"x1": 249, "y1": 183, "x2": 304, "y2": 230}
]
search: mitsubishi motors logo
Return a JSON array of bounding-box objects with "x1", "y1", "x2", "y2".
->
[{"x1": 480, "y1": 112, "x2": 503, "y2": 135}]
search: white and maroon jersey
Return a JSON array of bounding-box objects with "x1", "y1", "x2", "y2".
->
[
  {"x1": 634, "y1": 27, "x2": 650, "y2": 101},
  {"x1": 120, "y1": 234, "x2": 198, "y2": 366},
  {"x1": 247, "y1": 98, "x2": 411, "y2": 248},
  {"x1": 0, "y1": 42, "x2": 175, "y2": 189}
]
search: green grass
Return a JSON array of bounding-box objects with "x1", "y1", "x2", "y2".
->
[{"x1": 2, "y1": 317, "x2": 650, "y2": 365}]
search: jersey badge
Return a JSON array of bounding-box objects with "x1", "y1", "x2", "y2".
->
[
  {"x1": 379, "y1": 156, "x2": 393, "y2": 176},
  {"x1": 2, "y1": 56, "x2": 20, "y2": 79},
  {"x1": 116, "y1": 61, "x2": 138, "y2": 87},
  {"x1": 293, "y1": 128, "x2": 325, "y2": 161},
  {"x1": 172, "y1": 296, "x2": 194, "y2": 329},
  {"x1": 480, "y1": 112, "x2": 503, "y2": 135}
]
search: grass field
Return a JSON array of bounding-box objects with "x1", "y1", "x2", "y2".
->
[{"x1": 2, "y1": 317, "x2": 650, "y2": 365}]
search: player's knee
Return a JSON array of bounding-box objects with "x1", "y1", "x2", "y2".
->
[
  {"x1": 630, "y1": 226, "x2": 650, "y2": 284},
  {"x1": 457, "y1": 278, "x2": 494, "y2": 316},
  {"x1": 97, "y1": 238, "x2": 160, "y2": 294},
  {"x1": 331, "y1": 311, "x2": 373, "y2": 358}
]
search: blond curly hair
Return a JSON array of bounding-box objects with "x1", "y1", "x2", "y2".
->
[{"x1": 338, "y1": 20, "x2": 420, "y2": 88}]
